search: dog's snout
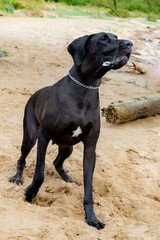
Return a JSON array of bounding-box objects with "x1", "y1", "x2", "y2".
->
[{"x1": 124, "y1": 40, "x2": 133, "y2": 47}]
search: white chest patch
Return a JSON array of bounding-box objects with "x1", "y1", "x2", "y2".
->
[{"x1": 72, "y1": 126, "x2": 82, "y2": 138}]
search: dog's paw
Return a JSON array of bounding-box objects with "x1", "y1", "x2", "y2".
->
[
  {"x1": 25, "y1": 185, "x2": 37, "y2": 203},
  {"x1": 94, "y1": 221, "x2": 105, "y2": 230},
  {"x1": 55, "y1": 166, "x2": 72, "y2": 182},
  {"x1": 9, "y1": 174, "x2": 23, "y2": 185},
  {"x1": 86, "y1": 218, "x2": 105, "y2": 230}
]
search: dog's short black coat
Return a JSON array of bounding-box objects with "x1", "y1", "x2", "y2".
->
[{"x1": 10, "y1": 32, "x2": 132, "y2": 229}]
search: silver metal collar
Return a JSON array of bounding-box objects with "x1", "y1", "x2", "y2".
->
[{"x1": 68, "y1": 73, "x2": 99, "y2": 90}]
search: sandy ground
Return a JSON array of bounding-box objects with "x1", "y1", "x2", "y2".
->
[{"x1": 0, "y1": 16, "x2": 160, "y2": 240}]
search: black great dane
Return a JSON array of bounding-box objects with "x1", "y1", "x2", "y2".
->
[{"x1": 10, "y1": 32, "x2": 132, "y2": 229}]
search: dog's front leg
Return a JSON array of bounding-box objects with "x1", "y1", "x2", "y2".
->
[
  {"x1": 83, "y1": 144, "x2": 105, "y2": 230},
  {"x1": 25, "y1": 130, "x2": 50, "y2": 202}
]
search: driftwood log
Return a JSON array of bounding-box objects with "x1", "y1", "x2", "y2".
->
[{"x1": 101, "y1": 94, "x2": 160, "y2": 124}]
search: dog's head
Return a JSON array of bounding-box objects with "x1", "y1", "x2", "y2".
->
[{"x1": 68, "y1": 32, "x2": 132, "y2": 78}]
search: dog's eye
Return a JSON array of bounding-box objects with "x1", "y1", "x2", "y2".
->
[{"x1": 100, "y1": 37, "x2": 108, "y2": 41}]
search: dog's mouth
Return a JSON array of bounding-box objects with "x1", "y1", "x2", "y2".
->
[{"x1": 102, "y1": 53, "x2": 131, "y2": 70}]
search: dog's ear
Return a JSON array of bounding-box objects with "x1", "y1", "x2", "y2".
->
[{"x1": 67, "y1": 35, "x2": 90, "y2": 66}]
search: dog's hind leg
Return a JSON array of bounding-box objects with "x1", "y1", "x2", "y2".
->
[
  {"x1": 25, "y1": 129, "x2": 50, "y2": 202},
  {"x1": 53, "y1": 146, "x2": 73, "y2": 182},
  {"x1": 9, "y1": 102, "x2": 39, "y2": 185}
]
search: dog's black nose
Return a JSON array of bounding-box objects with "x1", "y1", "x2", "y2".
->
[{"x1": 124, "y1": 40, "x2": 133, "y2": 47}]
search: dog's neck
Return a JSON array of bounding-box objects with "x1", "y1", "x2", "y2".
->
[
  {"x1": 69, "y1": 66, "x2": 102, "y2": 88},
  {"x1": 68, "y1": 72, "x2": 99, "y2": 90}
]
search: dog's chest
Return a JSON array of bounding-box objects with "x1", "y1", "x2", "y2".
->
[
  {"x1": 46, "y1": 94, "x2": 100, "y2": 146},
  {"x1": 72, "y1": 126, "x2": 82, "y2": 137},
  {"x1": 52, "y1": 120, "x2": 93, "y2": 146}
]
